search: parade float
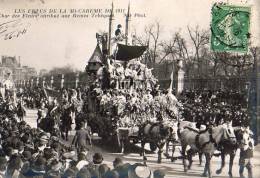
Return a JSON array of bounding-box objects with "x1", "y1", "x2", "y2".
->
[{"x1": 85, "y1": 3, "x2": 180, "y2": 152}]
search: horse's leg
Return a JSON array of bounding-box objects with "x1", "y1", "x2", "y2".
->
[
  {"x1": 140, "y1": 140, "x2": 145, "y2": 157},
  {"x1": 121, "y1": 139, "x2": 125, "y2": 154},
  {"x1": 202, "y1": 153, "x2": 209, "y2": 177},
  {"x1": 199, "y1": 152, "x2": 203, "y2": 165},
  {"x1": 208, "y1": 154, "x2": 212, "y2": 178},
  {"x1": 187, "y1": 149, "x2": 193, "y2": 170},
  {"x1": 228, "y1": 152, "x2": 235, "y2": 178},
  {"x1": 171, "y1": 145, "x2": 177, "y2": 162},
  {"x1": 216, "y1": 152, "x2": 225, "y2": 175},
  {"x1": 181, "y1": 145, "x2": 188, "y2": 173},
  {"x1": 157, "y1": 144, "x2": 163, "y2": 163},
  {"x1": 165, "y1": 140, "x2": 170, "y2": 158}
]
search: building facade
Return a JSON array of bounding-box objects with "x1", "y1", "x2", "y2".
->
[{"x1": 0, "y1": 56, "x2": 37, "y2": 83}]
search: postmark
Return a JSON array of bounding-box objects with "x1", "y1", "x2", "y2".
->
[{"x1": 211, "y1": 3, "x2": 251, "y2": 53}]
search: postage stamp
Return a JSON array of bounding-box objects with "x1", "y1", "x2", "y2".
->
[{"x1": 211, "y1": 3, "x2": 251, "y2": 53}]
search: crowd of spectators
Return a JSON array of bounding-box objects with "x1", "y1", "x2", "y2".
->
[
  {"x1": 179, "y1": 89, "x2": 249, "y2": 127},
  {"x1": 0, "y1": 104, "x2": 165, "y2": 178}
]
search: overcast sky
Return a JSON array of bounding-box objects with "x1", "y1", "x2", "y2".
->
[{"x1": 0, "y1": 0, "x2": 259, "y2": 71}]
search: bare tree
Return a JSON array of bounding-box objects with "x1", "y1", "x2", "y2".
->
[
  {"x1": 187, "y1": 25, "x2": 210, "y2": 76},
  {"x1": 136, "y1": 21, "x2": 162, "y2": 67},
  {"x1": 211, "y1": 51, "x2": 253, "y2": 78}
]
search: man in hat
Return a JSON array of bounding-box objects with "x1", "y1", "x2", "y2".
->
[
  {"x1": 112, "y1": 158, "x2": 130, "y2": 178},
  {"x1": 45, "y1": 159, "x2": 62, "y2": 178},
  {"x1": 115, "y1": 24, "x2": 124, "y2": 41},
  {"x1": 72, "y1": 122, "x2": 92, "y2": 153},
  {"x1": 239, "y1": 127, "x2": 254, "y2": 178},
  {"x1": 85, "y1": 153, "x2": 104, "y2": 178},
  {"x1": 23, "y1": 156, "x2": 46, "y2": 178},
  {"x1": 76, "y1": 151, "x2": 89, "y2": 171},
  {"x1": 20, "y1": 151, "x2": 32, "y2": 176}
]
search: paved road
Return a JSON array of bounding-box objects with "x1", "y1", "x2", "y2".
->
[{"x1": 24, "y1": 109, "x2": 260, "y2": 178}]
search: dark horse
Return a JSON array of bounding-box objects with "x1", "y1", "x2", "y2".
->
[
  {"x1": 38, "y1": 104, "x2": 61, "y2": 137},
  {"x1": 215, "y1": 127, "x2": 244, "y2": 178},
  {"x1": 60, "y1": 103, "x2": 74, "y2": 141},
  {"x1": 16, "y1": 101, "x2": 26, "y2": 121},
  {"x1": 138, "y1": 121, "x2": 173, "y2": 163}
]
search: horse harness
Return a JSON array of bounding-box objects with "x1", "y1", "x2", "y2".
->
[
  {"x1": 184, "y1": 126, "x2": 217, "y2": 150},
  {"x1": 195, "y1": 127, "x2": 218, "y2": 150},
  {"x1": 141, "y1": 122, "x2": 166, "y2": 140}
]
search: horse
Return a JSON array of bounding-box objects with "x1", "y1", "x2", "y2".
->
[
  {"x1": 179, "y1": 121, "x2": 237, "y2": 178},
  {"x1": 38, "y1": 102, "x2": 61, "y2": 137},
  {"x1": 16, "y1": 101, "x2": 26, "y2": 121},
  {"x1": 60, "y1": 103, "x2": 73, "y2": 141},
  {"x1": 215, "y1": 126, "x2": 251, "y2": 178},
  {"x1": 138, "y1": 121, "x2": 173, "y2": 163}
]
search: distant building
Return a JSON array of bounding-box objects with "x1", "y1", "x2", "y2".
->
[{"x1": 0, "y1": 55, "x2": 37, "y2": 83}]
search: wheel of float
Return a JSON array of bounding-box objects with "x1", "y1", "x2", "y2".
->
[{"x1": 149, "y1": 142, "x2": 157, "y2": 152}]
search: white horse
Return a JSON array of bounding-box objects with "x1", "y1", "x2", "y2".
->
[{"x1": 179, "y1": 121, "x2": 237, "y2": 178}]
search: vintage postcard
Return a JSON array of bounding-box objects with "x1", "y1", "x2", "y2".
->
[{"x1": 0, "y1": 0, "x2": 259, "y2": 178}]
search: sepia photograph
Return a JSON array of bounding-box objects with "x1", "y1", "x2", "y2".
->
[{"x1": 0, "y1": 0, "x2": 260, "y2": 178}]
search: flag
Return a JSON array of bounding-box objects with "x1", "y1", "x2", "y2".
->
[
  {"x1": 43, "y1": 87, "x2": 62, "y2": 102},
  {"x1": 115, "y1": 44, "x2": 147, "y2": 61}
]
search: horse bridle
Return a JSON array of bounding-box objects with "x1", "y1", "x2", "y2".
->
[
  {"x1": 196, "y1": 126, "x2": 236, "y2": 150},
  {"x1": 221, "y1": 127, "x2": 237, "y2": 143}
]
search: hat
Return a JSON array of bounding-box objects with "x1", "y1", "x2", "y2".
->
[
  {"x1": 77, "y1": 167, "x2": 91, "y2": 178},
  {"x1": 62, "y1": 151, "x2": 76, "y2": 159},
  {"x1": 153, "y1": 170, "x2": 165, "y2": 178},
  {"x1": 113, "y1": 157, "x2": 123, "y2": 167},
  {"x1": 134, "y1": 166, "x2": 151, "y2": 178},
  {"x1": 44, "y1": 148, "x2": 53, "y2": 160},
  {"x1": 76, "y1": 160, "x2": 89, "y2": 170},
  {"x1": 51, "y1": 136, "x2": 59, "y2": 142},
  {"x1": 50, "y1": 159, "x2": 62, "y2": 171},
  {"x1": 33, "y1": 156, "x2": 46, "y2": 171},
  {"x1": 22, "y1": 151, "x2": 32, "y2": 161},
  {"x1": 40, "y1": 135, "x2": 49, "y2": 144},
  {"x1": 93, "y1": 153, "x2": 103, "y2": 164},
  {"x1": 63, "y1": 168, "x2": 76, "y2": 178},
  {"x1": 129, "y1": 164, "x2": 151, "y2": 178}
]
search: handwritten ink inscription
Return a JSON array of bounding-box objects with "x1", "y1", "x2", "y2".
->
[{"x1": 0, "y1": 19, "x2": 30, "y2": 40}]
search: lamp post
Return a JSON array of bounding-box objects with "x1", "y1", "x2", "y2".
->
[{"x1": 61, "y1": 74, "x2": 64, "y2": 89}]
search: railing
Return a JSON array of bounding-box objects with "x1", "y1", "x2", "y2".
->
[
  {"x1": 15, "y1": 72, "x2": 253, "y2": 92},
  {"x1": 158, "y1": 77, "x2": 252, "y2": 92}
]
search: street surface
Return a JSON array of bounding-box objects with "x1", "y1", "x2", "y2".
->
[{"x1": 25, "y1": 109, "x2": 260, "y2": 178}]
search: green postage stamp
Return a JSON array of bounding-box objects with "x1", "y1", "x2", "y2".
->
[{"x1": 211, "y1": 3, "x2": 251, "y2": 53}]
